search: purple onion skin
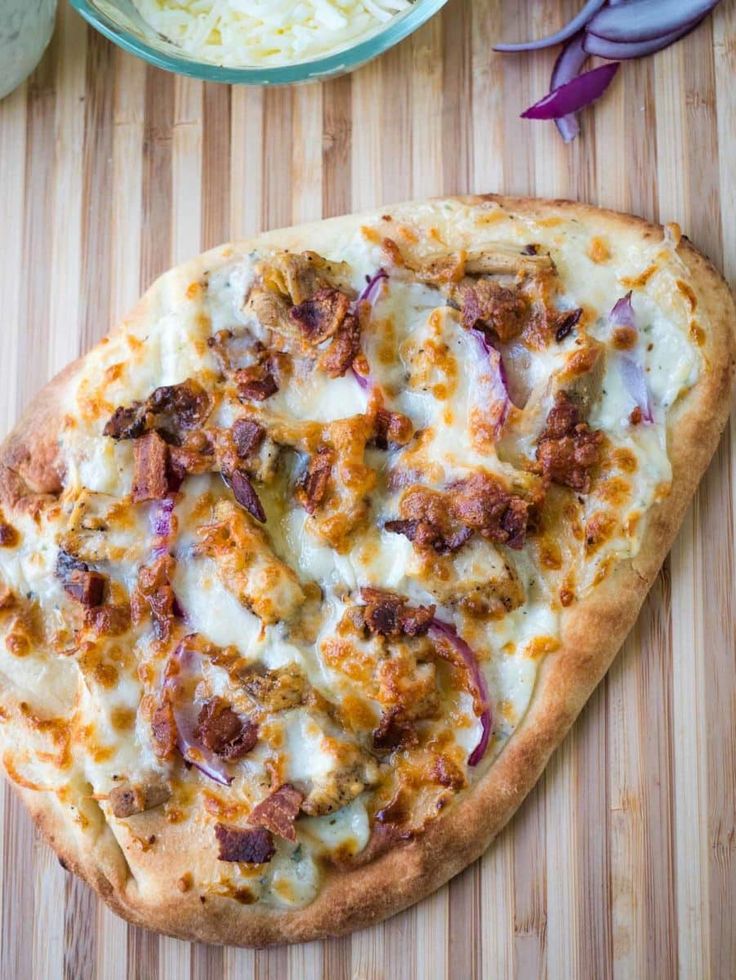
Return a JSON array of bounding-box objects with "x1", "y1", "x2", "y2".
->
[
  {"x1": 550, "y1": 33, "x2": 589, "y2": 141},
  {"x1": 609, "y1": 291, "x2": 636, "y2": 328},
  {"x1": 493, "y1": 0, "x2": 606, "y2": 52},
  {"x1": 522, "y1": 61, "x2": 620, "y2": 120},
  {"x1": 584, "y1": 19, "x2": 702, "y2": 59},
  {"x1": 619, "y1": 355, "x2": 654, "y2": 423},
  {"x1": 586, "y1": 0, "x2": 720, "y2": 43},
  {"x1": 429, "y1": 619, "x2": 492, "y2": 767},
  {"x1": 358, "y1": 268, "x2": 388, "y2": 305}
]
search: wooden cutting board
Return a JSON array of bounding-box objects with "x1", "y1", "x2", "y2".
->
[{"x1": 0, "y1": 2, "x2": 734, "y2": 976}]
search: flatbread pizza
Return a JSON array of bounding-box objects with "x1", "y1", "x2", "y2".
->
[{"x1": 0, "y1": 195, "x2": 733, "y2": 946}]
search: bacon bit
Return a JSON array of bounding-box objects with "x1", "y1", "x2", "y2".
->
[
  {"x1": 384, "y1": 518, "x2": 472, "y2": 556},
  {"x1": 228, "y1": 469, "x2": 267, "y2": 523},
  {"x1": 232, "y1": 418, "x2": 266, "y2": 459},
  {"x1": 372, "y1": 707, "x2": 418, "y2": 751},
  {"x1": 522, "y1": 243, "x2": 540, "y2": 256},
  {"x1": 449, "y1": 474, "x2": 530, "y2": 550},
  {"x1": 359, "y1": 587, "x2": 435, "y2": 639},
  {"x1": 104, "y1": 379, "x2": 211, "y2": 440},
  {"x1": 56, "y1": 550, "x2": 106, "y2": 607},
  {"x1": 131, "y1": 431, "x2": 170, "y2": 503},
  {"x1": 537, "y1": 392, "x2": 603, "y2": 494},
  {"x1": 629, "y1": 406, "x2": 643, "y2": 426},
  {"x1": 215, "y1": 824, "x2": 275, "y2": 864},
  {"x1": 453, "y1": 278, "x2": 527, "y2": 343},
  {"x1": 612, "y1": 326, "x2": 638, "y2": 350},
  {"x1": 289, "y1": 287, "x2": 351, "y2": 344},
  {"x1": 297, "y1": 447, "x2": 333, "y2": 515},
  {"x1": 235, "y1": 362, "x2": 279, "y2": 402},
  {"x1": 148, "y1": 379, "x2": 211, "y2": 429},
  {"x1": 318, "y1": 313, "x2": 362, "y2": 378},
  {"x1": 151, "y1": 699, "x2": 177, "y2": 759},
  {"x1": 133, "y1": 555, "x2": 178, "y2": 643},
  {"x1": 84, "y1": 603, "x2": 130, "y2": 636},
  {"x1": 195, "y1": 698, "x2": 258, "y2": 761},
  {"x1": 103, "y1": 403, "x2": 147, "y2": 440},
  {"x1": 372, "y1": 409, "x2": 414, "y2": 450},
  {"x1": 248, "y1": 784, "x2": 304, "y2": 842},
  {"x1": 554, "y1": 308, "x2": 582, "y2": 343}
]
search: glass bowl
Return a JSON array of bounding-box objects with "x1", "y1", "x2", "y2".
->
[{"x1": 69, "y1": 0, "x2": 448, "y2": 85}]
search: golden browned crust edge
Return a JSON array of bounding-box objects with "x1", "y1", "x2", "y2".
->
[{"x1": 1, "y1": 195, "x2": 734, "y2": 947}]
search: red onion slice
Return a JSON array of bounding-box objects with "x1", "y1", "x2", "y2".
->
[
  {"x1": 619, "y1": 355, "x2": 653, "y2": 423},
  {"x1": 357, "y1": 268, "x2": 389, "y2": 305},
  {"x1": 548, "y1": 34, "x2": 589, "y2": 142},
  {"x1": 522, "y1": 60, "x2": 620, "y2": 121},
  {"x1": 494, "y1": 0, "x2": 607, "y2": 52},
  {"x1": 471, "y1": 329, "x2": 512, "y2": 434},
  {"x1": 429, "y1": 619, "x2": 492, "y2": 767},
  {"x1": 584, "y1": 21, "x2": 700, "y2": 59},
  {"x1": 164, "y1": 638, "x2": 233, "y2": 786},
  {"x1": 586, "y1": 0, "x2": 720, "y2": 43},
  {"x1": 609, "y1": 291, "x2": 636, "y2": 328}
]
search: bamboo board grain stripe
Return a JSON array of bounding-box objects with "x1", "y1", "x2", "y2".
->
[{"x1": 0, "y1": 1, "x2": 734, "y2": 976}]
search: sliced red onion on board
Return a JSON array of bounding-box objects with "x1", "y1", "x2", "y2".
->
[
  {"x1": 164, "y1": 638, "x2": 233, "y2": 786},
  {"x1": 609, "y1": 291, "x2": 636, "y2": 328},
  {"x1": 583, "y1": 21, "x2": 700, "y2": 59},
  {"x1": 429, "y1": 619, "x2": 492, "y2": 767},
  {"x1": 548, "y1": 33, "x2": 590, "y2": 142},
  {"x1": 619, "y1": 355, "x2": 653, "y2": 423},
  {"x1": 587, "y1": 0, "x2": 720, "y2": 43},
  {"x1": 494, "y1": 0, "x2": 607, "y2": 52},
  {"x1": 522, "y1": 60, "x2": 620, "y2": 120}
]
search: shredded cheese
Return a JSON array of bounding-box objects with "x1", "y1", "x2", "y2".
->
[{"x1": 133, "y1": 0, "x2": 412, "y2": 67}]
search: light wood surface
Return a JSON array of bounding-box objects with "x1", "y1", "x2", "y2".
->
[{"x1": 0, "y1": 2, "x2": 734, "y2": 977}]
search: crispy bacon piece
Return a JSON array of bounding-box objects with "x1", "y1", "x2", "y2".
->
[
  {"x1": 133, "y1": 555, "x2": 177, "y2": 642},
  {"x1": 131, "y1": 431, "x2": 170, "y2": 503},
  {"x1": 318, "y1": 313, "x2": 361, "y2": 378},
  {"x1": 56, "y1": 549, "x2": 106, "y2": 607},
  {"x1": 372, "y1": 707, "x2": 418, "y2": 752},
  {"x1": 147, "y1": 379, "x2": 210, "y2": 429},
  {"x1": 289, "y1": 287, "x2": 351, "y2": 345},
  {"x1": 215, "y1": 824, "x2": 275, "y2": 864},
  {"x1": 453, "y1": 278, "x2": 528, "y2": 342},
  {"x1": 449, "y1": 473, "x2": 530, "y2": 550},
  {"x1": 536, "y1": 391, "x2": 603, "y2": 493},
  {"x1": 232, "y1": 418, "x2": 266, "y2": 459},
  {"x1": 359, "y1": 587, "x2": 435, "y2": 639},
  {"x1": 297, "y1": 447, "x2": 334, "y2": 515},
  {"x1": 235, "y1": 361, "x2": 279, "y2": 402},
  {"x1": 109, "y1": 780, "x2": 171, "y2": 818},
  {"x1": 195, "y1": 698, "x2": 258, "y2": 761},
  {"x1": 372, "y1": 409, "x2": 413, "y2": 450},
  {"x1": 104, "y1": 379, "x2": 210, "y2": 440},
  {"x1": 229, "y1": 469, "x2": 267, "y2": 523},
  {"x1": 384, "y1": 518, "x2": 472, "y2": 556},
  {"x1": 151, "y1": 699, "x2": 177, "y2": 759},
  {"x1": 248, "y1": 785, "x2": 304, "y2": 842},
  {"x1": 84, "y1": 603, "x2": 130, "y2": 636}
]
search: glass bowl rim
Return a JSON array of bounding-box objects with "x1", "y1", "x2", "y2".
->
[{"x1": 68, "y1": 0, "x2": 449, "y2": 84}]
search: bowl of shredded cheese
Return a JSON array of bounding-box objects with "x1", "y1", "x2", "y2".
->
[{"x1": 70, "y1": 0, "x2": 447, "y2": 83}]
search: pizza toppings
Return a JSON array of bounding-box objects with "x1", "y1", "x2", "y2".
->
[
  {"x1": 227, "y1": 469, "x2": 267, "y2": 523},
  {"x1": 2, "y1": 207, "x2": 704, "y2": 914},
  {"x1": 248, "y1": 784, "x2": 304, "y2": 842},
  {"x1": 56, "y1": 549, "x2": 106, "y2": 607},
  {"x1": 131, "y1": 432, "x2": 170, "y2": 503},
  {"x1": 232, "y1": 418, "x2": 266, "y2": 459},
  {"x1": 109, "y1": 779, "x2": 171, "y2": 818},
  {"x1": 215, "y1": 824, "x2": 275, "y2": 864},
  {"x1": 537, "y1": 391, "x2": 603, "y2": 492},
  {"x1": 195, "y1": 698, "x2": 258, "y2": 760}
]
